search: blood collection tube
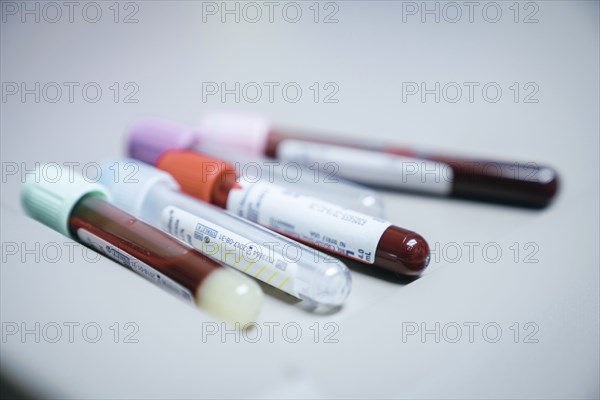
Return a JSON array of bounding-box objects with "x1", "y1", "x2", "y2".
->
[
  {"x1": 136, "y1": 150, "x2": 431, "y2": 276},
  {"x1": 193, "y1": 112, "x2": 559, "y2": 209},
  {"x1": 98, "y1": 159, "x2": 352, "y2": 307},
  {"x1": 21, "y1": 165, "x2": 263, "y2": 325},
  {"x1": 127, "y1": 119, "x2": 385, "y2": 217}
]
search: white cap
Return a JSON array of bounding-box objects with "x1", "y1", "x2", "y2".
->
[
  {"x1": 98, "y1": 159, "x2": 179, "y2": 218},
  {"x1": 197, "y1": 112, "x2": 272, "y2": 156}
]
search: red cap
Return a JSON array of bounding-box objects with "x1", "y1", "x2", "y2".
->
[{"x1": 156, "y1": 150, "x2": 238, "y2": 205}]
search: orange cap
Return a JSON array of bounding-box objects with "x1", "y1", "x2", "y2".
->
[{"x1": 156, "y1": 150, "x2": 238, "y2": 204}]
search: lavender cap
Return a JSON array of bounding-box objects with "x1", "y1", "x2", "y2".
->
[{"x1": 127, "y1": 119, "x2": 197, "y2": 165}]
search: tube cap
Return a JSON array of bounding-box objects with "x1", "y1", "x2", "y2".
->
[
  {"x1": 156, "y1": 150, "x2": 237, "y2": 203},
  {"x1": 21, "y1": 165, "x2": 110, "y2": 238},
  {"x1": 98, "y1": 159, "x2": 179, "y2": 216},
  {"x1": 128, "y1": 119, "x2": 197, "y2": 165},
  {"x1": 197, "y1": 112, "x2": 271, "y2": 156}
]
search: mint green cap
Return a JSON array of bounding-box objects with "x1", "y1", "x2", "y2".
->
[{"x1": 21, "y1": 165, "x2": 110, "y2": 238}]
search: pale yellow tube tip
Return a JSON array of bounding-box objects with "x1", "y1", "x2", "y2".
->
[{"x1": 196, "y1": 269, "x2": 263, "y2": 326}]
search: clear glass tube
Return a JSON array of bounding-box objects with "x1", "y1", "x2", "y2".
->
[{"x1": 99, "y1": 160, "x2": 352, "y2": 308}]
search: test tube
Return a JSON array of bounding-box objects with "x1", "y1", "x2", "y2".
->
[
  {"x1": 135, "y1": 150, "x2": 431, "y2": 276},
  {"x1": 98, "y1": 159, "x2": 352, "y2": 308},
  {"x1": 127, "y1": 119, "x2": 385, "y2": 217},
  {"x1": 192, "y1": 112, "x2": 559, "y2": 208},
  {"x1": 21, "y1": 165, "x2": 262, "y2": 325}
]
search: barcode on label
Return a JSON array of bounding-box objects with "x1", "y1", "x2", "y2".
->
[{"x1": 105, "y1": 245, "x2": 131, "y2": 267}]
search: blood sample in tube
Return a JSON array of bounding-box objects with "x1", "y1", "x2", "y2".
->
[
  {"x1": 196, "y1": 112, "x2": 559, "y2": 208},
  {"x1": 21, "y1": 166, "x2": 263, "y2": 325},
  {"x1": 150, "y1": 150, "x2": 431, "y2": 276}
]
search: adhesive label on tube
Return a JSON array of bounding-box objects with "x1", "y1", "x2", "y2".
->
[
  {"x1": 160, "y1": 206, "x2": 300, "y2": 298},
  {"x1": 77, "y1": 228, "x2": 195, "y2": 304},
  {"x1": 227, "y1": 182, "x2": 392, "y2": 264},
  {"x1": 278, "y1": 140, "x2": 453, "y2": 195}
]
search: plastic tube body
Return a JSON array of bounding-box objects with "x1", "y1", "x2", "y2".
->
[
  {"x1": 145, "y1": 185, "x2": 352, "y2": 306},
  {"x1": 21, "y1": 166, "x2": 262, "y2": 325},
  {"x1": 156, "y1": 151, "x2": 431, "y2": 276},
  {"x1": 192, "y1": 113, "x2": 559, "y2": 208},
  {"x1": 99, "y1": 161, "x2": 352, "y2": 307},
  {"x1": 266, "y1": 130, "x2": 559, "y2": 208},
  {"x1": 214, "y1": 179, "x2": 430, "y2": 276},
  {"x1": 69, "y1": 196, "x2": 262, "y2": 324},
  {"x1": 70, "y1": 195, "x2": 212, "y2": 296}
]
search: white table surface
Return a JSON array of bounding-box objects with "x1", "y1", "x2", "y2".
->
[{"x1": 1, "y1": 1, "x2": 598, "y2": 398}]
